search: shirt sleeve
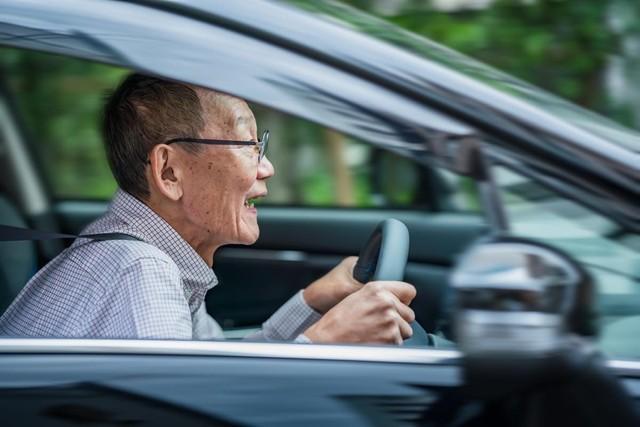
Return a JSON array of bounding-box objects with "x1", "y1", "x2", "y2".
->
[
  {"x1": 119, "y1": 257, "x2": 193, "y2": 339},
  {"x1": 244, "y1": 290, "x2": 322, "y2": 341}
]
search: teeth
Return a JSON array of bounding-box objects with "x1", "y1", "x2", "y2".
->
[{"x1": 245, "y1": 194, "x2": 265, "y2": 208}]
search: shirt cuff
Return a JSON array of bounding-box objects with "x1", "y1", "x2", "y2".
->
[
  {"x1": 261, "y1": 290, "x2": 322, "y2": 341},
  {"x1": 294, "y1": 334, "x2": 313, "y2": 344}
]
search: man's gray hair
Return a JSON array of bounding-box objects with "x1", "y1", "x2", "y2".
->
[{"x1": 102, "y1": 73, "x2": 205, "y2": 199}]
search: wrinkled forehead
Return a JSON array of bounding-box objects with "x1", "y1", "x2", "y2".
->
[{"x1": 194, "y1": 87, "x2": 256, "y2": 137}]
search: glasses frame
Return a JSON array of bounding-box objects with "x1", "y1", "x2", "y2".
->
[{"x1": 166, "y1": 130, "x2": 269, "y2": 162}]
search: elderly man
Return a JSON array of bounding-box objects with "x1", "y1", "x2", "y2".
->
[{"x1": 0, "y1": 74, "x2": 415, "y2": 344}]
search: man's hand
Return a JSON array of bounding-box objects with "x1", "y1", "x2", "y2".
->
[
  {"x1": 303, "y1": 256, "x2": 362, "y2": 314},
  {"x1": 304, "y1": 281, "x2": 416, "y2": 345}
]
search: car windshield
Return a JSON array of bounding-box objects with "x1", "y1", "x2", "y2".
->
[
  {"x1": 282, "y1": 0, "x2": 640, "y2": 153},
  {"x1": 493, "y1": 166, "x2": 640, "y2": 358}
]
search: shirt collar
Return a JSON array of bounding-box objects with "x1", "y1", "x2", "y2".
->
[{"x1": 103, "y1": 190, "x2": 218, "y2": 295}]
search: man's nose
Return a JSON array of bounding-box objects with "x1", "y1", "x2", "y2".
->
[{"x1": 258, "y1": 155, "x2": 275, "y2": 179}]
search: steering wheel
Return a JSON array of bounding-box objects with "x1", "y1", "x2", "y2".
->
[{"x1": 353, "y1": 219, "x2": 430, "y2": 346}]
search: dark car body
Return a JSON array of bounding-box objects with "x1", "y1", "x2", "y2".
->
[{"x1": 0, "y1": 1, "x2": 639, "y2": 426}]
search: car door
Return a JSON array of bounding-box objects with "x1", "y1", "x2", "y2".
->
[
  {"x1": 0, "y1": 55, "x2": 486, "y2": 332},
  {"x1": 0, "y1": 0, "x2": 488, "y2": 334},
  {"x1": 0, "y1": 340, "x2": 463, "y2": 427},
  {"x1": 1, "y1": 340, "x2": 640, "y2": 426}
]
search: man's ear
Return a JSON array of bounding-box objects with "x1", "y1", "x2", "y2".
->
[{"x1": 147, "y1": 144, "x2": 184, "y2": 201}]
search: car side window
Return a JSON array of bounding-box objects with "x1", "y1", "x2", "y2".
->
[
  {"x1": 252, "y1": 105, "x2": 480, "y2": 212},
  {"x1": 1, "y1": 47, "x2": 479, "y2": 212},
  {"x1": 493, "y1": 165, "x2": 640, "y2": 358},
  {"x1": 0, "y1": 47, "x2": 124, "y2": 199}
]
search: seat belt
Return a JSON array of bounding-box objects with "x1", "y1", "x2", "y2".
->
[{"x1": 0, "y1": 224, "x2": 142, "y2": 242}]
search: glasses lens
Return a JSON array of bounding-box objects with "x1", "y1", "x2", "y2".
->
[{"x1": 259, "y1": 130, "x2": 269, "y2": 161}]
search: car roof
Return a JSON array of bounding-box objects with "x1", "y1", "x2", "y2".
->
[
  {"x1": 280, "y1": 1, "x2": 640, "y2": 152},
  {"x1": 0, "y1": 0, "x2": 638, "y2": 230},
  {"x1": 0, "y1": 0, "x2": 474, "y2": 145}
]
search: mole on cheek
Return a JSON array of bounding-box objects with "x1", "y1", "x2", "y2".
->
[{"x1": 208, "y1": 162, "x2": 212, "y2": 170}]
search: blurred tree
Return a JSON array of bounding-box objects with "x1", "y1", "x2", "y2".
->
[
  {"x1": 340, "y1": 0, "x2": 640, "y2": 128},
  {"x1": 0, "y1": 49, "x2": 125, "y2": 198}
]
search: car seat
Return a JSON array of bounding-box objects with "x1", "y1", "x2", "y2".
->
[{"x1": 0, "y1": 194, "x2": 37, "y2": 313}]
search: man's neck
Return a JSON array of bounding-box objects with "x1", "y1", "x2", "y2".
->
[{"x1": 144, "y1": 196, "x2": 220, "y2": 267}]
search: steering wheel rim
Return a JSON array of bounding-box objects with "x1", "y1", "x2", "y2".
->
[
  {"x1": 353, "y1": 219, "x2": 409, "y2": 283},
  {"x1": 353, "y1": 219, "x2": 430, "y2": 346}
]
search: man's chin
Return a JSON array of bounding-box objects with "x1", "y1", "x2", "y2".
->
[
  {"x1": 238, "y1": 228, "x2": 260, "y2": 245},
  {"x1": 239, "y1": 237, "x2": 259, "y2": 246}
]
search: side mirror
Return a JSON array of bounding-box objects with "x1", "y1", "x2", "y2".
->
[
  {"x1": 450, "y1": 236, "x2": 597, "y2": 355},
  {"x1": 448, "y1": 237, "x2": 638, "y2": 427}
]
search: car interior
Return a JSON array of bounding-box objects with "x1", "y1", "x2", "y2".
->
[
  {"x1": 2, "y1": 46, "x2": 639, "y2": 356},
  {"x1": 0, "y1": 48, "x2": 488, "y2": 341}
]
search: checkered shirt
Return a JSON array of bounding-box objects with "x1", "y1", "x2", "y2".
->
[{"x1": 0, "y1": 190, "x2": 321, "y2": 341}]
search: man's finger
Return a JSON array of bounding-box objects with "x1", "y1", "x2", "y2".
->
[
  {"x1": 381, "y1": 291, "x2": 415, "y2": 324},
  {"x1": 395, "y1": 301, "x2": 415, "y2": 324},
  {"x1": 343, "y1": 256, "x2": 358, "y2": 269},
  {"x1": 394, "y1": 333, "x2": 403, "y2": 345},
  {"x1": 398, "y1": 317, "x2": 413, "y2": 340},
  {"x1": 373, "y1": 281, "x2": 416, "y2": 305},
  {"x1": 385, "y1": 309, "x2": 413, "y2": 344}
]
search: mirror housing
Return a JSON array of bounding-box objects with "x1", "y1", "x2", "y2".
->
[
  {"x1": 449, "y1": 237, "x2": 639, "y2": 427},
  {"x1": 450, "y1": 236, "x2": 597, "y2": 355}
]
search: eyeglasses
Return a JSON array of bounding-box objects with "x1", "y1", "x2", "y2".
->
[{"x1": 166, "y1": 130, "x2": 269, "y2": 163}]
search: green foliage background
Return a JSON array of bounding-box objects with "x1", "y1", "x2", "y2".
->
[
  {"x1": 1, "y1": 0, "x2": 638, "y2": 200},
  {"x1": 341, "y1": 0, "x2": 640, "y2": 126},
  {"x1": 1, "y1": 49, "x2": 126, "y2": 198}
]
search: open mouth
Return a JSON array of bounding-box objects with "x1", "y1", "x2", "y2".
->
[{"x1": 244, "y1": 194, "x2": 266, "y2": 209}]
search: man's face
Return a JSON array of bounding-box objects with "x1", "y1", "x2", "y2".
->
[{"x1": 179, "y1": 97, "x2": 274, "y2": 247}]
